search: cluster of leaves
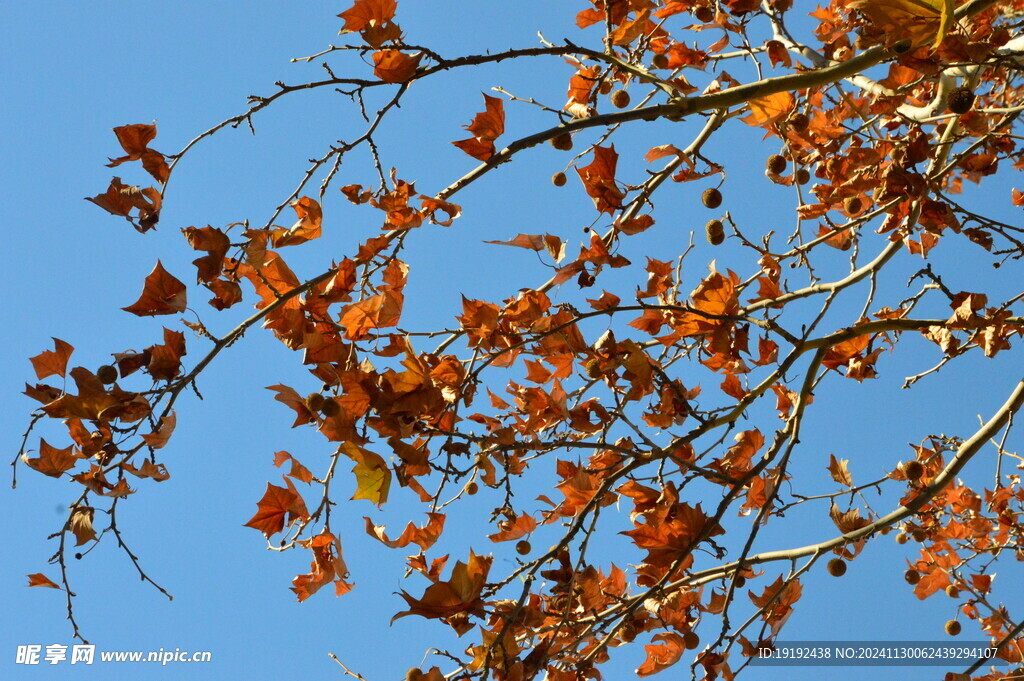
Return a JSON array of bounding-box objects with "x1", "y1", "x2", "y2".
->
[{"x1": 17, "y1": 0, "x2": 1024, "y2": 680}]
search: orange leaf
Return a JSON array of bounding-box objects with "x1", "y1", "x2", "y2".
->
[
  {"x1": 464, "y1": 93, "x2": 505, "y2": 142},
  {"x1": 637, "y1": 632, "x2": 686, "y2": 676},
  {"x1": 141, "y1": 412, "x2": 177, "y2": 449},
  {"x1": 576, "y1": 144, "x2": 625, "y2": 214},
  {"x1": 339, "y1": 291, "x2": 404, "y2": 340},
  {"x1": 23, "y1": 439, "x2": 80, "y2": 478},
  {"x1": 243, "y1": 482, "x2": 308, "y2": 537},
  {"x1": 271, "y1": 196, "x2": 323, "y2": 247},
  {"x1": 827, "y1": 454, "x2": 853, "y2": 487},
  {"x1": 365, "y1": 512, "x2": 446, "y2": 550},
  {"x1": 27, "y1": 573, "x2": 61, "y2": 589},
  {"x1": 339, "y1": 0, "x2": 397, "y2": 34},
  {"x1": 394, "y1": 551, "x2": 492, "y2": 628},
  {"x1": 741, "y1": 91, "x2": 794, "y2": 127},
  {"x1": 291, "y1": 530, "x2": 352, "y2": 601},
  {"x1": 29, "y1": 338, "x2": 74, "y2": 380},
  {"x1": 488, "y1": 512, "x2": 537, "y2": 542},
  {"x1": 373, "y1": 50, "x2": 422, "y2": 83},
  {"x1": 341, "y1": 442, "x2": 391, "y2": 506},
  {"x1": 122, "y1": 261, "x2": 187, "y2": 317}
]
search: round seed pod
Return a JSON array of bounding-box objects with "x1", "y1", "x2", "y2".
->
[
  {"x1": 611, "y1": 89, "x2": 631, "y2": 109},
  {"x1": 551, "y1": 133, "x2": 573, "y2": 151},
  {"x1": 702, "y1": 187, "x2": 722, "y2": 209},
  {"x1": 705, "y1": 219, "x2": 725, "y2": 245},
  {"x1": 789, "y1": 112, "x2": 810, "y2": 132},
  {"x1": 97, "y1": 365, "x2": 118, "y2": 385},
  {"x1": 827, "y1": 558, "x2": 848, "y2": 577},
  {"x1": 552, "y1": 172, "x2": 567, "y2": 187},
  {"x1": 905, "y1": 569, "x2": 921, "y2": 585},
  {"x1": 945, "y1": 620, "x2": 962, "y2": 636},
  {"x1": 947, "y1": 87, "x2": 976, "y2": 114},
  {"x1": 767, "y1": 154, "x2": 788, "y2": 174}
]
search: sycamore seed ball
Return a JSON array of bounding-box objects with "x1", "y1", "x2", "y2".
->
[
  {"x1": 905, "y1": 569, "x2": 921, "y2": 585},
  {"x1": 97, "y1": 365, "x2": 118, "y2": 385},
  {"x1": 945, "y1": 620, "x2": 962, "y2": 636},
  {"x1": 702, "y1": 187, "x2": 722, "y2": 209},
  {"x1": 406, "y1": 668, "x2": 423, "y2": 681},
  {"x1": 947, "y1": 86, "x2": 976, "y2": 115},
  {"x1": 611, "y1": 89, "x2": 631, "y2": 109},
  {"x1": 306, "y1": 392, "x2": 325, "y2": 413},
  {"x1": 795, "y1": 168, "x2": 810, "y2": 185},
  {"x1": 552, "y1": 172, "x2": 567, "y2": 187},
  {"x1": 789, "y1": 112, "x2": 810, "y2": 132},
  {"x1": 652, "y1": 53, "x2": 670, "y2": 70},
  {"x1": 695, "y1": 6, "x2": 714, "y2": 22},
  {"x1": 465, "y1": 481, "x2": 479, "y2": 495},
  {"x1": 896, "y1": 532, "x2": 909, "y2": 545},
  {"x1": 683, "y1": 632, "x2": 700, "y2": 650},
  {"x1": 946, "y1": 585, "x2": 960, "y2": 598},
  {"x1": 551, "y1": 133, "x2": 573, "y2": 151},
  {"x1": 767, "y1": 154, "x2": 788, "y2": 174},
  {"x1": 912, "y1": 528, "x2": 928, "y2": 543},
  {"x1": 903, "y1": 460, "x2": 925, "y2": 481},
  {"x1": 320, "y1": 399, "x2": 341, "y2": 417},
  {"x1": 827, "y1": 558, "x2": 847, "y2": 577},
  {"x1": 516, "y1": 540, "x2": 531, "y2": 555},
  {"x1": 705, "y1": 219, "x2": 725, "y2": 245},
  {"x1": 844, "y1": 196, "x2": 864, "y2": 216}
]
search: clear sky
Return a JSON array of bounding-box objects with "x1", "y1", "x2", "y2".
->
[{"x1": 2, "y1": 3, "x2": 1021, "y2": 681}]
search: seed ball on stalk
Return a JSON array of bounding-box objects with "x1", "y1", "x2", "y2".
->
[
  {"x1": 611, "y1": 89, "x2": 631, "y2": 109},
  {"x1": 767, "y1": 154, "x2": 788, "y2": 174},
  {"x1": 96, "y1": 365, "x2": 118, "y2": 385},
  {"x1": 844, "y1": 196, "x2": 864, "y2": 215},
  {"x1": 320, "y1": 399, "x2": 341, "y2": 417},
  {"x1": 306, "y1": 392, "x2": 325, "y2": 413},
  {"x1": 516, "y1": 540, "x2": 531, "y2": 555},
  {"x1": 702, "y1": 187, "x2": 722, "y2": 209},
  {"x1": 795, "y1": 168, "x2": 810, "y2": 185},
  {"x1": 903, "y1": 460, "x2": 925, "y2": 481},
  {"x1": 705, "y1": 219, "x2": 725, "y2": 245},
  {"x1": 552, "y1": 172, "x2": 567, "y2": 187},
  {"x1": 789, "y1": 112, "x2": 809, "y2": 132},
  {"x1": 652, "y1": 53, "x2": 670, "y2": 70},
  {"x1": 945, "y1": 620, "x2": 962, "y2": 636},
  {"x1": 551, "y1": 133, "x2": 573, "y2": 151},
  {"x1": 695, "y1": 6, "x2": 714, "y2": 22},
  {"x1": 684, "y1": 631, "x2": 700, "y2": 650},
  {"x1": 947, "y1": 87, "x2": 975, "y2": 114},
  {"x1": 827, "y1": 558, "x2": 847, "y2": 577},
  {"x1": 905, "y1": 569, "x2": 921, "y2": 585}
]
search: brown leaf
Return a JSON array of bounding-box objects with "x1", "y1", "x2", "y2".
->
[
  {"x1": 23, "y1": 439, "x2": 80, "y2": 478},
  {"x1": 122, "y1": 261, "x2": 187, "y2": 317},
  {"x1": 27, "y1": 573, "x2": 61, "y2": 589},
  {"x1": 637, "y1": 632, "x2": 686, "y2": 677},
  {"x1": 365, "y1": 512, "x2": 446, "y2": 550},
  {"x1": 576, "y1": 144, "x2": 625, "y2": 214},
  {"x1": 271, "y1": 197, "x2": 323, "y2": 247},
  {"x1": 141, "y1": 412, "x2": 177, "y2": 449},
  {"x1": 827, "y1": 454, "x2": 853, "y2": 487},
  {"x1": 373, "y1": 50, "x2": 422, "y2": 83},
  {"x1": 29, "y1": 338, "x2": 74, "y2": 380},
  {"x1": 243, "y1": 482, "x2": 309, "y2": 537},
  {"x1": 69, "y1": 505, "x2": 97, "y2": 546}
]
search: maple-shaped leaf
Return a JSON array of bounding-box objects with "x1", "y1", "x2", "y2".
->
[
  {"x1": 291, "y1": 531, "x2": 353, "y2": 601},
  {"x1": 271, "y1": 197, "x2": 323, "y2": 247},
  {"x1": 122, "y1": 261, "x2": 187, "y2": 317},
  {"x1": 365, "y1": 512, "x2": 445, "y2": 550},
  {"x1": 487, "y1": 512, "x2": 537, "y2": 543},
  {"x1": 23, "y1": 439, "x2": 80, "y2": 478},
  {"x1": 394, "y1": 551, "x2": 492, "y2": 630},
  {"x1": 338, "y1": 0, "x2": 401, "y2": 46},
  {"x1": 749, "y1": 575, "x2": 802, "y2": 634},
  {"x1": 27, "y1": 573, "x2": 61, "y2": 589},
  {"x1": 637, "y1": 632, "x2": 686, "y2": 677},
  {"x1": 121, "y1": 458, "x2": 171, "y2": 482},
  {"x1": 273, "y1": 451, "x2": 315, "y2": 484},
  {"x1": 741, "y1": 91, "x2": 794, "y2": 127},
  {"x1": 452, "y1": 94, "x2": 505, "y2": 161},
  {"x1": 141, "y1": 412, "x2": 177, "y2": 449},
  {"x1": 29, "y1": 338, "x2": 74, "y2": 380},
  {"x1": 339, "y1": 291, "x2": 404, "y2": 340},
  {"x1": 146, "y1": 328, "x2": 187, "y2": 381},
  {"x1": 244, "y1": 481, "x2": 309, "y2": 537},
  {"x1": 851, "y1": 0, "x2": 951, "y2": 49},
  {"x1": 86, "y1": 177, "x2": 162, "y2": 232},
  {"x1": 39, "y1": 367, "x2": 145, "y2": 422},
  {"x1": 341, "y1": 442, "x2": 391, "y2": 506},
  {"x1": 182, "y1": 226, "x2": 230, "y2": 283},
  {"x1": 827, "y1": 454, "x2": 853, "y2": 487},
  {"x1": 69, "y1": 505, "x2": 98, "y2": 546},
  {"x1": 373, "y1": 50, "x2": 422, "y2": 83},
  {"x1": 566, "y1": 65, "x2": 600, "y2": 113},
  {"x1": 577, "y1": 145, "x2": 625, "y2": 214}
]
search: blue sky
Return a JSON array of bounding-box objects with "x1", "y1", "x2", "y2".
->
[{"x1": 2, "y1": 3, "x2": 1021, "y2": 681}]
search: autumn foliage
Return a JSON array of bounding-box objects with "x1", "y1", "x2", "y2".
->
[{"x1": 17, "y1": 0, "x2": 1024, "y2": 679}]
